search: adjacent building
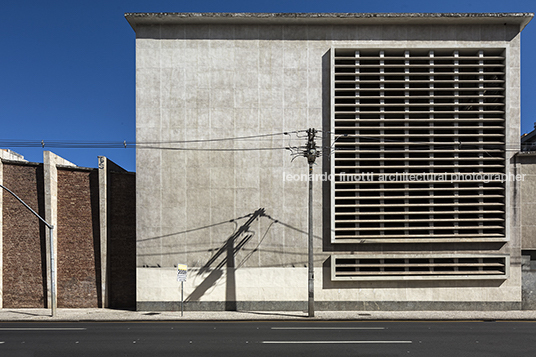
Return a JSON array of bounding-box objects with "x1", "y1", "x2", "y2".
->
[{"x1": 0, "y1": 151, "x2": 136, "y2": 309}]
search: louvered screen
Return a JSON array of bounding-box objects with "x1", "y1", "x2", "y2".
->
[
  {"x1": 331, "y1": 254, "x2": 509, "y2": 281},
  {"x1": 331, "y1": 48, "x2": 506, "y2": 243}
]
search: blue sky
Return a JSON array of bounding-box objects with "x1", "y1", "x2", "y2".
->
[{"x1": 1, "y1": 0, "x2": 534, "y2": 172}]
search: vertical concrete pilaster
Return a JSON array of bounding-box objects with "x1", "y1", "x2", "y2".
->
[
  {"x1": 98, "y1": 156, "x2": 108, "y2": 308},
  {"x1": 43, "y1": 151, "x2": 75, "y2": 308},
  {"x1": 506, "y1": 34, "x2": 522, "y2": 273},
  {"x1": 98, "y1": 156, "x2": 128, "y2": 308}
]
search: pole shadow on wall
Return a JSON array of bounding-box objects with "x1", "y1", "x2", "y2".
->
[
  {"x1": 137, "y1": 208, "x2": 322, "y2": 310},
  {"x1": 185, "y1": 208, "x2": 266, "y2": 310}
]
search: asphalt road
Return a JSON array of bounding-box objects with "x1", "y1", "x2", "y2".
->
[{"x1": 0, "y1": 320, "x2": 535, "y2": 356}]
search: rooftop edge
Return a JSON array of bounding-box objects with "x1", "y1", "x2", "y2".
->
[{"x1": 125, "y1": 12, "x2": 534, "y2": 31}]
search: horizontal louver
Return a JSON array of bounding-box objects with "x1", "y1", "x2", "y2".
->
[
  {"x1": 331, "y1": 254, "x2": 509, "y2": 281},
  {"x1": 331, "y1": 48, "x2": 506, "y2": 243}
]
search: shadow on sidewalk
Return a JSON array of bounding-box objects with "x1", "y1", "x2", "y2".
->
[
  {"x1": 236, "y1": 310, "x2": 307, "y2": 318},
  {"x1": 5, "y1": 310, "x2": 48, "y2": 317}
]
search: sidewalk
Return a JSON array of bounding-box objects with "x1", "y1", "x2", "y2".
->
[{"x1": 1, "y1": 308, "x2": 536, "y2": 322}]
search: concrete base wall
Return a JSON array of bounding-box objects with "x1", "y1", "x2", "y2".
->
[
  {"x1": 137, "y1": 301, "x2": 522, "y2": 312},
  {"x1": 137, "y1": 266, "x2": 521, "y2": 311},
  {"x1": 522, "y1": 254, "x2": 536, "y2": 309},
  {"x1": 522, "y1": 270, "x2": 536, "y2": 309}
]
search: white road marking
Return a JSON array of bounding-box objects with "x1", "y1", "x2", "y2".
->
[
  {"x1": 0, "y1": 328, "x2": 86, "y2": 331},
  {"x1": 271, "y1": 327, "x2": 385, "y2": 330},
  {"x1": 262, "y1": 340, "x2": 412, "y2": 344}
]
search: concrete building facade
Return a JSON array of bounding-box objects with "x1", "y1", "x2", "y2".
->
[
  {"x1": 0, "y1": 151, "x2": 136, "y2": 309},
  {"x1": 519, "y1": 127, "x2": 536, "y2": 308},
  {"x1": 126, "y1": 12, "x2": 534, "y2": 311}
]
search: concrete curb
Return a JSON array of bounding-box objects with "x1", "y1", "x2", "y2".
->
[{"x1": 1, "y1": 309, "x2": 536, "y2": 322}]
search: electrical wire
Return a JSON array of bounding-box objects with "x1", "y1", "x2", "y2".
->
[
  {"x1": 0, "y1": 140, "x2": 130, "y2": 149},
  {"x1": 136, "y1": 146, "x2": 289, "y2": 152},
  {"x1": 0, "y1": 129, "x2": 518, "y2": 153},
  {"x1": 0, "y1": 131, "x2": 307, "y2": 151}
]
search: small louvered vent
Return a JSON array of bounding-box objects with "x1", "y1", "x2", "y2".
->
[
  {"x1": 331, "y1": 254, "x2": 508, "y2": 281},
  {"x1": 331, "y1": 48, "x2": 506, "y2": 243}
]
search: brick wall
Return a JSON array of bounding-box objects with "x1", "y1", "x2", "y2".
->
[
  {"x1": 56, "y1": 168, "x2": 100, "y2": 308},
  {"x1": 2, "y1": 163, "x2": 46, "y2": 307},
  {"x1": 2, "y1": 159, "x2": 136, "y2": 309},
  {"x1": 109, "y1": 171, "x2": 136, "y2": 309}
]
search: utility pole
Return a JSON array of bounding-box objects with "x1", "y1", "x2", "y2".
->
[
  {"x1": 305, "y1": 128, "x2": 318, "y2": 317},
  {"x1": 288, "y1": 128, "x2": 320, "y2": 317}
]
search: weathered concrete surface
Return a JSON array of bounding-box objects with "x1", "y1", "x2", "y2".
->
[{"x1": 125, "y1": 12, "x2": 533, "y2": 30}]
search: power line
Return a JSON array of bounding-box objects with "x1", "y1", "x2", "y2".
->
[
  {"x1": 0, "y1": 140, "x2": 129, "y2": 149},
  {"x1": 136, "y1": 146, "x2": 289, "y2": 152},
  {"x1": 0, "y1": 131, "x2": 306, "y2": 150},
  {"x1": 0, "y1": 130, "x2": 519, "y2": 152}
]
